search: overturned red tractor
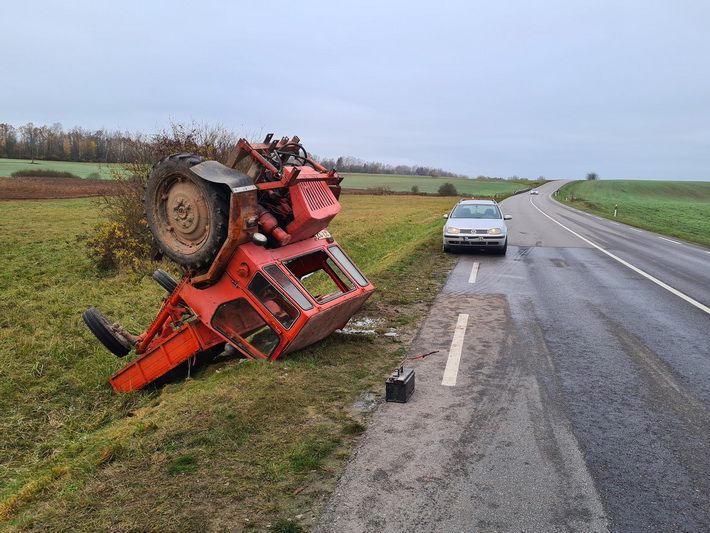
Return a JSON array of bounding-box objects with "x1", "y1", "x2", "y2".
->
[{"x1": 83, "y1": 135, "x2": 374, "y2": 392}]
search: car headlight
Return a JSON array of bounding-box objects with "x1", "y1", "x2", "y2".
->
[
  {"x1": 446, "y1": 227, "x2": 461, "y2": 234},
  {"x1": 487, "y1": 228, "x2": 502, "y2": 235}
]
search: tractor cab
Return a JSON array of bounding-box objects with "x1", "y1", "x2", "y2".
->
[{"x1": 186, "y1": 236, "x2": 374, "y2": 362}]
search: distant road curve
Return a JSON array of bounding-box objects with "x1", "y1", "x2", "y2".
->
[{"x1": 505, "y1": 180, "x2": 710, "y2": 310}]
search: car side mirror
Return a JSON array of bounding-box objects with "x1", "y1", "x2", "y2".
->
[
  {"x1": 503, "y1": 215, "x2": 512, "y2": 220},
  {"x1": 442, "y1": 213, "x2": 449, "y2": 219}
]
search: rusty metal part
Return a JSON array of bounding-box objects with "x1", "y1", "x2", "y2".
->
[
  {"x1": 190, "y1": 189, "x2": 260, "y2": 287},
  {"x1": 154, "y1": 176, "x2": 210, "y2": 254},
  {"x1": 112, "y1": 323, "x2": 140, "y2": 346}
]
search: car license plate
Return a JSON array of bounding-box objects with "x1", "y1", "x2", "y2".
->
[{"x1": 466, "y1": 236, "x2": 482, "y2": 242}]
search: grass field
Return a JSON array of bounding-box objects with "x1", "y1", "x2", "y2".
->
[
  {"x1": 557, "y1": 180, "x2": 710, "y2": 247},
  {"x1": 0, "y1": 159, "x2": 115, "y2": 179},
  {"x1": 0, "y1": 195, "x2": 459, "y2": 532},
  {"x1": 341, "y1": 172, "x2": 540, "y2": 196}
]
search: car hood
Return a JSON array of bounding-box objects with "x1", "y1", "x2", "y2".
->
[{"x1": 446, "y1": 218, "x2": 507, "y2": 231}]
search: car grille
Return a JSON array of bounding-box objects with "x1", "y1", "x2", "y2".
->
[{"x1": 459, "y1": 229, "x2": 489, "y2": 235}]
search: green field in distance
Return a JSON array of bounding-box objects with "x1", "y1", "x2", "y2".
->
[
  {"x1": 557, "y1": 180, "x2": 710, "y2": 247},
  {"x1": 0, "y1": 158, "x2": 116, "y2": 179},
  {"x1": 341, "y1": 172, "x2": 537, "y2": 196}
]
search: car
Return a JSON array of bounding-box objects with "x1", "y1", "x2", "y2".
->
[
  {"x1": 442, "y1": 199, "x2": 511, "y2": 254},
  {"x1": 529, "y1": 189, "x2": 539, "y2": 195}
]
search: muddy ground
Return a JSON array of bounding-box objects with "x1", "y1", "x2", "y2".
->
[{"x1": 0, "y1": 177, "x2": 126, "y2": 200}]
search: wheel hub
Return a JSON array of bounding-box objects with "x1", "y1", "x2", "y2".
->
[{"x1": 159, "y1": 179, "x2": 210, "y2": 251}]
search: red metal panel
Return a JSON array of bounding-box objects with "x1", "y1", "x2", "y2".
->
[
  {"x1": 287, "y1": 179, "x2": 340, "y2": 242},
  {"x1": 280, "y1": 290, "x2": 373, "y2": 357},
  {"x1": 109, "y1": 322, "x2": 221, "y2": 392}
]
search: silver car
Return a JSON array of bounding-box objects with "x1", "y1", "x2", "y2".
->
[{"x1": 442, "y1": 199, "x2": 512, "y2": 254}]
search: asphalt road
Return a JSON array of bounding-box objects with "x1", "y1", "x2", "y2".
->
[{"x1": 317, "y1": 181, "x2": 710, "y2": 532}]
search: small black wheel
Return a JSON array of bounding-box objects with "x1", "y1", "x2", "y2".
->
[
  {"x1": 145, "y1": 153, "x2": 230, "y2": 271},
  {"x1": 498, "y1": 240, "x2": 508, "y2": 255},
  {"x1": 152, "y1": 269, "x2": 178, "y2": 293},
  {"x1": 443, "y1": 245, "x2": 451, "y2": 253},
  {"x1": 82, "y1": 307, "x2": 131, "y2": 357}
]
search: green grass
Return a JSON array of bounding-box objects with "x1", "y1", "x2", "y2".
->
[
  {"x1": 0, "y1": 159, "x2": 116, "y2": 179},
  {"x1": 0, "y1": 195, "x2": 458, "y2": 532},
  {"x1": 557, "y1": 180, "x2": 710, "y2": 247},
  {"x1": 341, "y1": 173, "x2": 541, "y2": 196}
]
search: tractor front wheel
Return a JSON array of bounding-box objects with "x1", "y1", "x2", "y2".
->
[
  {"x1": 145, "y1": 153, "x2": 230, "y2": 271},
  {"x1": 152, "y1": 269, "x2": 178, "y2": 293},
  {"x1": 82, "y1": 307, "x2": 132, "y2": 357}
]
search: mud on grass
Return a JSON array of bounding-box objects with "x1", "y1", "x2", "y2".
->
[{"x1": 0, "y1": 195, "x2": 456, "y2": 532}]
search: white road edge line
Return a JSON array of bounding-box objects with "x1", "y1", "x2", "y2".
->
[
  {"x1": 658, "y1": 236, "x2": 682, "y2": 245},
  {"x1": 530, "y1": 198, "x2": 710, "y2": 316},
  {"x1": 442, "y1": 313, "x2": 469, "y2": 387},
  {"x1": 468, "y1": 262, "x2": 480, "y2": 283}
]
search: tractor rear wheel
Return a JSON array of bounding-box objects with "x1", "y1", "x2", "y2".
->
[
  {"x1": 145, "y1": 153, "x2": 230, "y2": 271},
  {"x1": 82, "y1": 307, "x2": 132, "y2": 357}
]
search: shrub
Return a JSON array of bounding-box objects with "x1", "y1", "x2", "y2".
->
[
  {"x1": 11, "y1": 169, "x2": 79, "y2": 179},
  {"x1": 411, "y1": 185, "x2": 419, "y2": 194},
  {"x1": 84, "y1": 219, "x2": 152, "y2": 271},
  {"x1": 84, "y1": 121, "x2": 241, "y2": 270},
  {"x1": 586, "y1": 172, "x2": 599, "y2": 180},
  {"x1": 438, "y1": 182, "x2": 458, "y2": 196},
  {"x1": 87, "y1": 171, "x2": 101, "y2": 179}
]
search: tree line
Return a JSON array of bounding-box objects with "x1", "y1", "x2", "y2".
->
[
  {"x1": 0, "y1": 121, "x2": 465, "y2": 177},
  {"x1": 317, "y1": 155, "x2": 465, "y2": 178},
  {"x1": 0, "y1": 122, "x2": 149, "y2": 163}
]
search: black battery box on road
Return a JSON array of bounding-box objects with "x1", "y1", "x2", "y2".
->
[{"x1": 385, "y1": 367, "x2": 415, "y2": 403}]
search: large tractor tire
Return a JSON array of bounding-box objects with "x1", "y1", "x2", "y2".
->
[{"x1": 145, "y1": 153, "x2": 230, "y2": 271}]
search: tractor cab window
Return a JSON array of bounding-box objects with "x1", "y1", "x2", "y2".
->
[
  {"x1": 328, "y1": 246, "x2": 369, "y2": 287},
  {"x1": 248, "y1": 272, "x2": 300, "y2": 329},
  {"x1": 284, "y1": 250, "x2": 355, "y2": 304},
  {"x1": 263, "y1": 264, "x2": 313, "y2": 311},
  {"x1": 212, "y1": 298, "x2": 280, "y2": 357}
]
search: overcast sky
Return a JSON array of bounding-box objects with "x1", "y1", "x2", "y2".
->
[{"x1": 2, "y1": 0, "x2": 709, "y2": 180}]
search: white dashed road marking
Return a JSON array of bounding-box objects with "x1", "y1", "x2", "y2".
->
[
  {"x1": 469, "y1": 262, "x2": 480, "y2": 283},
  {"x1": 441, "y1": 314, "x2": 469, "y2": 387}
]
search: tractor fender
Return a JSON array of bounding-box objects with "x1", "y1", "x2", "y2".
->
[{"x1": 190, "y1": 160, "x2": 256, "y2": 194}]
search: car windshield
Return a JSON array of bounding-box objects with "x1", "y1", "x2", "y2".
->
[{"x1": 451, "y1": 204, "x2": 501, "y2": 219}]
